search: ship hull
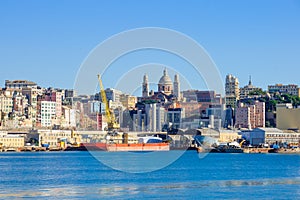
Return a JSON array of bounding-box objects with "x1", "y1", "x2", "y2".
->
[{"x1": 82, "y1": 143, "x2": 170, "y2": 152}]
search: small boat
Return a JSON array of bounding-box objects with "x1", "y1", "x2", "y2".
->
[{"x1": 211, "y1": 142, "x2": 244, "y2": 153}]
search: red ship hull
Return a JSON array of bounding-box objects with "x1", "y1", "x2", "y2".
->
[{"x1": 81, "y1": 143, "x2": 169, "y2": 151}]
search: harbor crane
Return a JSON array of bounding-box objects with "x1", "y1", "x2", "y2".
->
[{"x1": 97, "y1": 74, "x2": 120, "y2": 130}]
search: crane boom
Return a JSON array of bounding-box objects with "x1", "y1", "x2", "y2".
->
[
  {"x1": 97, "y1": 74, "x2": 120, "y2": 130},
  {"x1": 97, "y1": 74, "x2": 111, "y2": 121}
]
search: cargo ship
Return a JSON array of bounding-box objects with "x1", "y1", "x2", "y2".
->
[{"x1": 81, "y1": 136, "x2": 170, "y2": 152}]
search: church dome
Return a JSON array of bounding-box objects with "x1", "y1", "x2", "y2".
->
[{"x1": 158, "y1": 69, "x2": 172, "y2": 85}]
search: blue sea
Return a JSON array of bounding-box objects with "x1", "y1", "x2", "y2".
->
[{"x1": 0, "y1": 151, "x2": 299, "y2": 199}]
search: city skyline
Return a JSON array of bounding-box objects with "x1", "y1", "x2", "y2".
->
[{"x1": 1, "y1": 1, "x2": 300, "y2": 93}]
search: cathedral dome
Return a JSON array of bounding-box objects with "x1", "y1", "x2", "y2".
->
[{"x1": 158, "y1": 69, "x2": 172, "y2": 85}]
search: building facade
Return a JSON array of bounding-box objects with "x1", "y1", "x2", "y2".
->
[
  {"x1": 40, "y1": 101, "x2": 56, "y2": 127},
  {"x1": 167, "y1": 108, "x2": 185, "y2": 129},
  {"x1": 5, "y1": 80, "x2": 37, "y2": 90},
  {"x1": 105, "y1": 88, "x2": 122, "y2": 102},
  {"x1": 241, "y1": 128, "x2": 300, "y2": 146},
  {"x1": 235, "y1": 101, "x2": 265, "y2": 129},
  {"x1": 276, "y1": 103, "x2": 300, "y2": 130},
  {"x1": 225, "y1": 74, "x2": 240, "y2": 108},
  {"x1": 268, "y1": 84, "x2": 300, "y2": 97},
  {"x1": 120, "y1": 94, "x2": 137, "y2": 109},
  {"x1": 0, "y1": 135, "x2": 24, "y2": 148}
]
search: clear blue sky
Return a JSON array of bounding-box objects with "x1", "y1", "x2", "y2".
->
[{"x1": 1, "y1": 0, "x2": 300, "y2": 93}]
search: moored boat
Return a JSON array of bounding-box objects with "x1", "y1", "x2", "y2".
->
[
  {"x1": 211, "y1": 142, "x2": 244, "y2": 153},
  {"x1": 81, "y1": 136, "x2": 169, "y2": 152}
]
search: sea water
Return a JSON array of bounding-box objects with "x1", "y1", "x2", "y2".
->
[{"x1": 0, "y1": 151, "x2": 299, "y2": 199}]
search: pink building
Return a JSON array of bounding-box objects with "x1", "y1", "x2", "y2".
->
[
  {"x1": 235, "y1": 101, "x2": 265, "y2": 129},
  {"x1": 254, "y1": 101, "x2": 265, "y2": 127},
  {"x1": 45, "y1": 91, "x2": 62, "y2": 118}
]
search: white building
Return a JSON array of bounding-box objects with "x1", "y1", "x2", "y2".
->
[
  {"x1": 62, "y1": 106, "x2": 77, "y2": 128},
  {"x1": 268, "y1": 84, "x2": 300, "y2": 97},
  {"x1": 167, "y1": 108, "x2": 185, "y2": 129},
  {"x1": 145, "y1": 103, "x2": 166, "y2": 132},
  {"x1": 41, "y1": 101, "x2": 56, "y2": 127},
  {"x1": 0, "y1": 92, "x2": 13, "y2": 114},
  {"x1": 105, "y1": 88, "x2": 122, "y2": 102},
  {"x1": 241, "y1": 128, "x2": 300, "y2": 146}
]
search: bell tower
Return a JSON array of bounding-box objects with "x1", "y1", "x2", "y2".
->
[
  {"x1": 173, "y1": 74, "x2": 180, "y2": 100},
  {"x1": 142, "y1": 74, "x2": 149, "y2": 97}
]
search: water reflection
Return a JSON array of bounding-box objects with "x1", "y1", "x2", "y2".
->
[{"x1": 1, "y1": 178, "x2": 299, "y2": 198}]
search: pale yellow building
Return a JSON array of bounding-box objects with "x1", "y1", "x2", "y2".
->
[
  {"x1": 219, "y1": 130, "x2": 241, "y2": 142},
  {"x1": 277, "y1": 103, "x2": 300, "y2": 130},
  {"x1": 29, "y1": 129, "x2": 81, "y2": 148},
  {"x1": 0, "y1": 135, "x2": 24, "y2": 148},
  {"x1": 120, "y1": 94, "x2": 137, "y2": 109}
]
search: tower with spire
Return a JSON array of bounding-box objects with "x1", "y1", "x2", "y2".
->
[
  {"x1": 142, "y1": 74, "x2": 149, "y2": 97},
  {"x1": 173, "y1": 74, "x2": 181, "y2": 100},
  {"x1": 248, "y1": 75, "x2": 252, "y2": 86}
]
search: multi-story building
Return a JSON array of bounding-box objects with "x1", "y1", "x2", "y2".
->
[
  {"x1": 0, "y1": 92, "x2": 13, "y2": 115},
  {"x1": 219, "y1": 130, "x2": 241, "y2": 143},
  {"x1": 236, "y1": 106, "x2": 251, "y2": 129},
  {"x1": 105, "y1": 88, "x2": 122, "y2": 102},
  {"x1": 276, "y1": 103, "x2": 300, "y2": 130},
  {"x1": 61, "y1": 106, "x2": 77, "y2": 128},
  {"x1": 22, "y1": 87, "x2": 38, "y2": 124},
  {"x1": 235, "y1": 101, "x2": 265, "y2": 129},
  {"x1": 179, "y1": 102, "x2": 202, "y2": 119},
  {"x1": 241, "y1": 128, "x2": 300, "y2": 146},
  {"x1": 145, "y1": 103, "x2": 166, "y2": 132},
  {"x1": 129, "y1": 103, "x2": 166, "y2": 132},
  {"x1": 0, "y1": 135, "x2": 24, "y2": 148},
  {"x1": 88, "y1": 113, "x2": 107, "y2": 131},
  {"x1": 167, "y1": 108, "x2": 185, "y2": 129},
  {"x1": 44, "y1": 90, "x2": 62, "y2": 118},
  {"x1": 5, "y1": 80, "x2": 37, "y2": 90},
  {"x1": 29, "y1": 129, "x2": 78, "y2": 148},
  {"x1": 181, "y1": 90, "x2": 223, "y2": 119},
  {"x1": 11, "y1": 91, "x2": 28, "y2": 115},
  {"x1": 63, "y1": 89, "x2": 76, "y2": 105},
  {"x1": 65, "y1": 89, "x2": 76, "y2": 98},
  {"x1": 120, "y1": 94, "x2": 137, "y2": 109},
  {"x1": 40, "y1": 101, "x2": 56, "y2": 127},
  {"x1": 225, "y1": 74, "x2": 240, "y2": 108},
  {"x1": 132, "y1": 110, "x2": 146, "y2": 131},
  {"x1": 88, "y1": 100, "x2": 103, "y2": 114},
  {"x1": 182, "y1": 90, "x2": 222, "y2": 104},
  {"x1": 268, "y1": 84, "x2": 300, "y2": 97}
]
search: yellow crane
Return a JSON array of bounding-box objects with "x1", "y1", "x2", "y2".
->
[
  {"x1": 239, "y1": 139, "x2": 246, "y2": 147},
  {"x1": 97, "y1": 74, "x2": 120, "y2": 130}
]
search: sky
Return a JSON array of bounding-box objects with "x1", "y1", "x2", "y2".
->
[{"x1": 1, "y1": 0, "x2": 300, "y2": 95}]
